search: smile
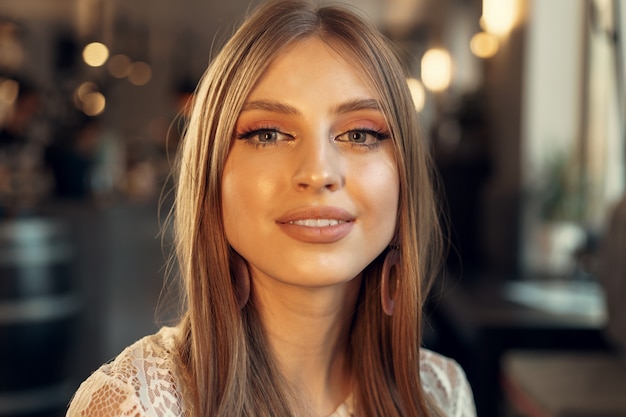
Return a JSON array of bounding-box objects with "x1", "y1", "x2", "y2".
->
[
  {"x1": 288, "y1": 219, "x2": 347, "y2": 227},
  {"x1": 276, "y1": 207, "x2": 355, "y2": 243}
]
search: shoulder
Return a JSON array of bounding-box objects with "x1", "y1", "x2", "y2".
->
[
  {"x1": 66, "y1": 327, "x2": 184, "y2": 417},
  {"x1": 419, "y1": 348, "x2": 476, "y2": 417}
]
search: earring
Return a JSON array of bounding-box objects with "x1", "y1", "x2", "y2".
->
[
  {"x1": 381, "y1": 247, "x2": 400, "y2": 316},
  {"x1": 231, "y1": 252, "x2": 250, "y2": 309}
]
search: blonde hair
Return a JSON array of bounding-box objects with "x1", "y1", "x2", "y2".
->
[{"x1": 171, "y1": 0, "x2": 443, "y2": 415}]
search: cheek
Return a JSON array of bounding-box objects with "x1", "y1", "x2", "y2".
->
[
  {"x1": 377, "y1": 173, "x2": 400, "y2": 233},
  {"x1": 221, "y1": 152, "x2": 281, "y2": 245},
  {"x1": 223, "y1": 155, "x2": 277, "y2": 204},
  {"x1": 349, "y1": 157, "x2": 399, "y2": 250},
  {"x1": 221, "y1": 156, "x2": 251, "y2": 247},
  {"x1": 361, "y1": 157, "x2": 400, "y2": 219}
]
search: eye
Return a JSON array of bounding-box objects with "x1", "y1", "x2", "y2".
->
[
  {"x1": 237, "y1": 128, "x2": 292, "y2": 145},
  {"x1": 257, "y1": 130, "x2": 279, "y2": 143},
  {"x1": 348, "y1": 131, "x2": 368, "y2": 143},
  {"x1": 335, "y1": 129, "x2": 389, "y2": 145}
]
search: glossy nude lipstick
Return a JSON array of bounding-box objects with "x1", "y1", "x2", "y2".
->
[{"x1": 276, "y1": 207, "x2": 355, "y2": 243}]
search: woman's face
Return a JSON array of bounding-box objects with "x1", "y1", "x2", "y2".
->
[{"x1": 222, "y1": 37, "x2": 399, "y2": 289}]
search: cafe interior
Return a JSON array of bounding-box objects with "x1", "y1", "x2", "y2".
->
[{"x1": 0, "y1": 0, "x2": 625, "y2": 416}]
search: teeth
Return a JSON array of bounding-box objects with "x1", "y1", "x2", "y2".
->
[{"x1": 289, "y1": 219, "x2": 344, "y2": 227}]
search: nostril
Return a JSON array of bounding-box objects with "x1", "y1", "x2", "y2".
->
[
  {"x1": 291, "y1": 140, "x2": 344, "y2": 191},
  {"x1": 293, "y1": 172, "x2": 343, "y2": 192}
]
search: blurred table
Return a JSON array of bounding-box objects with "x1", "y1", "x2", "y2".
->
[{"x1": 427, "y1": 277, "x2": 610, "y2": 417}]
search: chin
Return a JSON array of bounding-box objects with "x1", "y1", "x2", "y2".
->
[{"x1": 278, "y1": 264, "x2": 365, "y2": 287}]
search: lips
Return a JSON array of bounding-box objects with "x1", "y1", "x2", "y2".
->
[
  {"x1": 288, "y1": 218, "x2": 345, "y2": 227},
  {"x1": 276, "y1": 207, "x2": 355, "y2": 243}
]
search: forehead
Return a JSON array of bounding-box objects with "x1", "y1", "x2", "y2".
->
[{"x1": 247, "y1": 36, "x2": 380, "y2": 101}]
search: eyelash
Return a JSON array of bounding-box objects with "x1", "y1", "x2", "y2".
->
[
  {"x1": 337, "y1": 129, "x2": 390, "y2": 150},
  {"x1": 235, "y1": 127, "x2": 390, "y2": 150},
  {"x1": 236, "y1": 127, "x2": 291, "y2": 149}
]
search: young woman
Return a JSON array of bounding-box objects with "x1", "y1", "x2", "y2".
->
[{"x1": 67, "y1": 1, "x2": 475, "y2": 416}]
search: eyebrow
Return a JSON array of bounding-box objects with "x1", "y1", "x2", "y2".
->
[
  {"x1": 240, "y1": 98, "x2": 383, "y2": 116},
  {"x1": 241, "y1": 100, "x2": 299, "y2": 115},
  {"x1": 333, "y1": 98, "x2": 382, "y2": 114}
]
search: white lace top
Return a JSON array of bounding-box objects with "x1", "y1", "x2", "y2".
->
[{"x1": 66, "y1": 327, "x2": 476, "y2": 417}]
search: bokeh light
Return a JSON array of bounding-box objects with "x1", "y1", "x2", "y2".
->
[
  {"x1": 82, "y1": 42, "x2": 109, "y2": 67},
  {"x1": 406, "y1": 78, "x2": 425, "y2": 112},
  {"x1": 128, "y1": 61, "x2": 152, "y2": 86},
  {"x1": 421, "y1": 48, "x2": 452, "y2": 92},
  {"x1": 481, "y1": 0, "x2": 519, "y2": 37},
  {"x1": 470, "y1": 32, "x2": 499, "y2": 58},
  {"x1": 108, "y1": 54, "x2": 132, "y2": 78},
  {"x1": 82, "y1": 92, "x2": 106, "y2": 116},
  {"x1": 74, "y1": 82, "x2": 106, "y2": 116}
]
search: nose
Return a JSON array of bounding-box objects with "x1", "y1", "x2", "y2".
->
[{"x1": 292, "y1": 135, "x2": 344, "y2": 192}]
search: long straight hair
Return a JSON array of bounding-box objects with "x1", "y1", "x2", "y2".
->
[{"x1": 171, "y1": 0, "x2": 444, "y2": 415}]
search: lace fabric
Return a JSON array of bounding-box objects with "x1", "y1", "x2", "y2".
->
[
  {"x1": 419, "y1": 349, "x2": 476, "y2": 417},
  {"x1": 66, "y1": 327, "x2": 476, "y2": 417},
  {"x1": 67, "y1": 327, "x2": 183, "y2": 417}
]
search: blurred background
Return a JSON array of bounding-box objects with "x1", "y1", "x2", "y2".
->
[{"x1": 0, "y1": 0, "x2": 624, "y2": 416}]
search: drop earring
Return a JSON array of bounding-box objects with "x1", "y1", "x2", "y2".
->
[
  {"x1": 381, "y1": 247, "x2": 400, "y2": 316},
  {"x1": 231, "y1": 252, "x2": 250, "y2": 309}
]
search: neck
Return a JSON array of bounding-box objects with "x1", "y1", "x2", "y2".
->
[{"x1": 252, "y1": 274, "x2": 361, "y2": 416}]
